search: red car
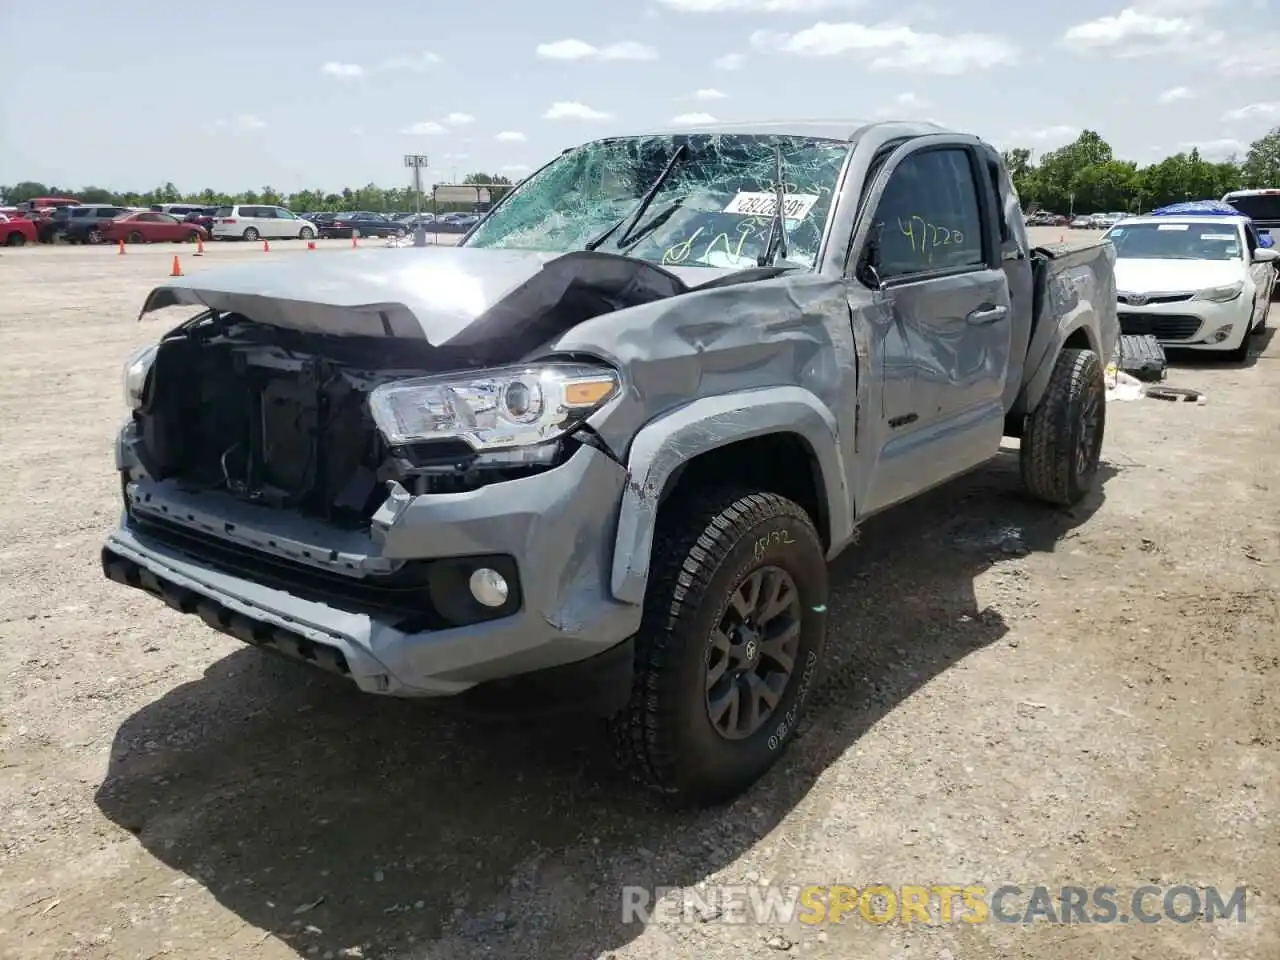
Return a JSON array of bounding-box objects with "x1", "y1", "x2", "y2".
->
[
  {"x1": 0, "y1": 216, "x2": 38, "y2": 247},
  {"x1": 101, "y1": 212, "x2": 209, "y2": 244}
]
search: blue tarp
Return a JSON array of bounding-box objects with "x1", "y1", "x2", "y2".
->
[{"x1": 1146, "y1": 200, "x2": 1275, "y2": 246}]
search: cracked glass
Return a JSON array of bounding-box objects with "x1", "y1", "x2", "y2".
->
[{"x1": 462, "y1": 133, "x2": 851, "y2": 270}]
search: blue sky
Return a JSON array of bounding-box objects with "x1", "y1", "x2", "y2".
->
[{"x1": 1, "y1": 0, "x2": 1277, "y2": 193}]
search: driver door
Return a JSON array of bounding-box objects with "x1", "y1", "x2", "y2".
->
[{"x1": 850, "y1": 142, "x2": 1013, "y2": 514}]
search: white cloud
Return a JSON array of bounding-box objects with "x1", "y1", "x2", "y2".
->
[
  {"x1": 1157, "y1": 86, "x2": 1195, "y2": 103},
  {"x1": 1181, "y1": 138, "x2": 1247, "y2": 160},
  {"x1": 379, "y1": 51, "x2": 441, "y2": 72},
  {"x1": 444, "y1": 112, "x2": 476, "y2": 125},
  {"x1": 693, "y1": 88, "x2": 728, "y2": 100},
  {"x1": 495, "y1": 131, "x2": 527, "y2": 142},
  {"x1": 321, "y1": 61, "x2": 363, "y2": 78},
  {"x1": 1222, "y1": 101, "x2": 1280, "y2": 122},
  {"x1": 1003, "y1": 125, "x2": 1081, "y2": 149},
  {"x1": 443, "y1": 152, "x2": 470, "y2": 160},
  {"x1": 543, "y1": 101, "x2": 613, "y2": 120},
  {"x1": 671, "y1": 112, "x2": 719, "y2": 124},
  {"x1": 657, "y1": 0, "x2": 862, "y2": 10},
  {"x1": 748, "y1": 22, "x2": 1019, "y2": 74},
  {"x1": 713, "y1": 52, "x2": 747, "y2": 69},
  {"x1": 1219, "y1": 36, "x2": 1280, "y2": 76},
  {"x1": 502, "y1": 164, "x2": 532, "y2": 174},
  {"x1": 1061, "y1": 4, "x2": 1222, "y2": 57},
  {"x1": 535, "y1": 38, "x2": 659, "y2": 60},
  {"x1": 211, "y1": 115, "x2": 267, "y2": 134},
  {"x1": 401, "y1": 121, "x2": 448, "y2": 135},
  {"x1": 874, "y1": 91, "x2": 932, "y2": 116}
]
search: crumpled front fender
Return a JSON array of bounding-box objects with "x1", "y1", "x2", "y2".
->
[{"x1": 610, "y1": 386, "x2": 853, "y2": 605}]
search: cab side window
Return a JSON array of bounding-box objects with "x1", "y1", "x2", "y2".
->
[{"x1": 871, "y1": 148, "x2": 985, "y2": 280}]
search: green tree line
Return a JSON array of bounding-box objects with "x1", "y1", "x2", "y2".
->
[
  {"x1": 0, "y1": 172, "x2": 516, "y2": 215},
  {"x1": 1004, "y1": 125, "x2": 1280, "y2": 214},
  {"x1": 4, "y1": 125, "x2": 1279, "y2": 216}
]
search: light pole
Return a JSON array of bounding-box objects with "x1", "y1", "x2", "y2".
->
[{"x1": 404, "y1": 154, "x2": 429, "y2": 246}]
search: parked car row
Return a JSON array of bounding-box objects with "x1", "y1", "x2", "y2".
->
[{"x1": 0, "y1": 199, "x2": 486, "y2": 246}]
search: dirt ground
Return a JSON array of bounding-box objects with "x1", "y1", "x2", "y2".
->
[{"x1": 0, "y1": 231, "x2": 1276, "y2": 960}]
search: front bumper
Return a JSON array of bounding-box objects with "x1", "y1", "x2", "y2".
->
[
  {"x1": 102, "y1": 430, "x2": 643, "y2": 704},
  {"x1": 1116, "y1": 295, "x2": 1251, "y2": 351}
]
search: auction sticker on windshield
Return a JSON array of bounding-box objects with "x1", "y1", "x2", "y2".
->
[
  {"x1": 724, "y1": 191, "x2": 820, "y2": 220},
  {"x1": 1157, "y1": 223, "x2": 1189, "y2": 230}
]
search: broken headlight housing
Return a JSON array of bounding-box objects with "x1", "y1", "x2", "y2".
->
[
  {"x1": 367, "y1": 362, "x2": 620, "y2": 463},
  {"x1": 123, "y1": 344, "x2": 158, "y2": 409}
]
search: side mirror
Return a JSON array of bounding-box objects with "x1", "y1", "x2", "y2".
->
[{"x1": 1254, "y1": 247, "x2": 1280, "y2": 263}]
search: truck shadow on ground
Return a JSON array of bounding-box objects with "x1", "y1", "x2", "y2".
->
[{"x1": 94, "y1": 453, "x2": 1116, "y2": 959}]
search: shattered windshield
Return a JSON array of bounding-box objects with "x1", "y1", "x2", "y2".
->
[{"x1": 462, "y1": 133, "x2": 850, "y2": 270}]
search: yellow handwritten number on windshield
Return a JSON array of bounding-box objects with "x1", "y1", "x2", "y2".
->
[{"x1": 898, "y1": 216, "x2": 964, "y2": 264}]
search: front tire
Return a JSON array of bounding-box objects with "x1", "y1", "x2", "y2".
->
[
  {"x1": 1020, "y1": 347, "x2": 1106, "y2": 507},
  {"x1": 609, "y1": 489, "x2": 828, "y2": 807},
  {"x1": 299, "y1": 226, "x2": 314, "y2": 240}
]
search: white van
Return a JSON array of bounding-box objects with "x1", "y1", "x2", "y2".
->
[{"x1": 209, "y1": 204, "x2": 318, "y2": 241}]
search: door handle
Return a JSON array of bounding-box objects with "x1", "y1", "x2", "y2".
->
[{"x1": 966, "y1": 305, "x2": 1008, "y2": 325}]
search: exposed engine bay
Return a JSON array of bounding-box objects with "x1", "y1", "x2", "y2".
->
[{"x1": 131, "y1": 312, "x2": 573, "y2": 527}]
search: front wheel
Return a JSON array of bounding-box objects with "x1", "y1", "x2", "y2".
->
[
  {"x1": 609, "y1": 488, "x2": 828, "y2": 807},
  {"x1": 5, "y1": 232, "x2": 26, "y2": 247},
  {"x1": 1020, "y1": 347, "x2": 1106, "y2": 506},
  {"x1": 299, "y1": 226, "x2": 314, "y2": 240}
]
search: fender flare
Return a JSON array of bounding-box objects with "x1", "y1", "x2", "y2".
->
[{"x1": 610, "y1": 386, "x2": 853, "y2": 605}]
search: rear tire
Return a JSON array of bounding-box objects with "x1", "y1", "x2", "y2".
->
[
  {"x1": 126, "y1": 231, "x2": 145, "y2": 244},
  {"x1": 1020, "y1": 347, "x2": 1106, "y2": 507},
  {"x1": 608, "y1": 488, "x2": 828, "y2": 807},
  {"x1": 6, "y1": 232, "x2": 26, "y2": 247},
  {"x1": 242, "y1": 227, "x2": 260, "y2": 242}
]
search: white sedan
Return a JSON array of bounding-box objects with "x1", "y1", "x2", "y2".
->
[{"x1": 1101, "y1": 215, "x2": 1278, "y2": 362}]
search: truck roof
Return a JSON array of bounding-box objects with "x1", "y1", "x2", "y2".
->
[{"x1": 585, "y1": 118, "x2": 952, "y2": 143}]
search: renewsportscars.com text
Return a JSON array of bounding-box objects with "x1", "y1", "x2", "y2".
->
[{"x1": 622, "y1": 884, "x2": 1248, "y2": 926}]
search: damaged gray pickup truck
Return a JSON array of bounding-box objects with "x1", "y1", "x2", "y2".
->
[{"x1": 103, "y1": 121, "x2": 1119, "y2": 806}]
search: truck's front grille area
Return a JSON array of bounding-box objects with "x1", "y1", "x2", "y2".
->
[
  {"x1": 1118, "y1": 313, "x2": 1203, "y2": 341},
  {"x1": 125, "y1": 513, "x2": 448, "y2": 625}
]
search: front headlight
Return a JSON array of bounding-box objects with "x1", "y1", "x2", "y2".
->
[
  {"x1": 123, "y1": 344, "x2": 158, "y2": 409},
  {"x1": 367, "y1": 362, "x2": 620, "y2": 458},
  {"x1": 1192, "y1": 282, "x2": 1244, "y2": 303}
]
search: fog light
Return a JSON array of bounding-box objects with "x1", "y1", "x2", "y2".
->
[
  {"x1": 469, "y1": 567, "x2": 509, "y2": 607},
  {"x1": 1211, "y1": 325, "x2": 1232, "y2": 342}
]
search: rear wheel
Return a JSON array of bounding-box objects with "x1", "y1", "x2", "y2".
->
[
  {"x1": 1020, "y1": 347, "x2": 1106, "y2": 507},
  {"x1": 86, "y1": 228, "x2": 103, "y2": 244},
  {"x1": 126, "y1": 230, "x2": 145, "y2": 244},
  {"x1": 242, "y1": 227, "x2": 260, "y2": 242},
  {"x1": 5, "y1": 231, "x2": 26, "y2": 247},
  {"x1": 609, "y1": 488, "x2": 828, "y2": 807}
]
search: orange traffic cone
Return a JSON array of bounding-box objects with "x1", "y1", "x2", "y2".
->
[
  {"x1": 307, "y1": 240, "x2": 316, "y2": 251},
  {"x1": 170, "y1": 255, "x2": 183, "y2": 277},
  {"x1": 194, "y1": 236, "x2": 205, "y2": 256},
  {"x1": 262, "y1": 239, "x2": 270, "y2": 253},
  {"x1": 118, "y1": 238, "x2": 126, "y2": 255}
]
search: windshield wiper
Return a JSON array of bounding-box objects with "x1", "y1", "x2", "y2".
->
[
  {"x1": 616, "y1": 197, "x2": 686, "y2": 253},
  {"x1": 757, "y1": 143, "x2": 789, "y2": 267},
  {"x1": 584, "y1": 143, "x2": 688, "y2": 252}
]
